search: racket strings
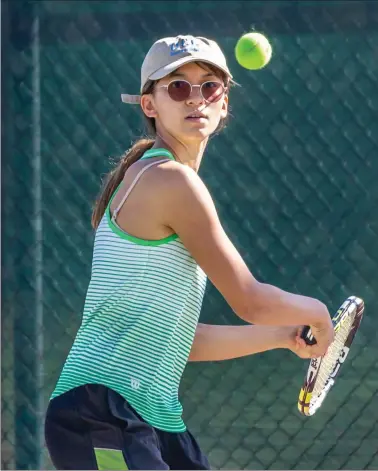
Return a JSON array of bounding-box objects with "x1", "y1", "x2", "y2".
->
[{"x1": 312, "y1": 314, "x2": 354, "y2": 399}]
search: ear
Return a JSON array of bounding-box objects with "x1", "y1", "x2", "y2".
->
[
  {"x1": 140, "y1": 94, "x2": 158, "y2": 118},
  {"x1": 220, "y1": 94, "x2": 228, "y2": 120}
]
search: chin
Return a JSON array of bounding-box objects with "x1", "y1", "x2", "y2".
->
[
  {"x1": 184, "y1": 124, "x2": 215, "y2": 139},
  {"x1": 185, "y1": 129, "x2": 211, "y2": 142}
]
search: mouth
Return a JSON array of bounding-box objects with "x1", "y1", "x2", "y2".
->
[{"x1": 185, "y1": 111, "x2": 208, "y2": 122}]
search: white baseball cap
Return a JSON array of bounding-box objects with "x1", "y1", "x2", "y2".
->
[{"x1": 121, "y1": 35, "x2": 233, "y2": 104}]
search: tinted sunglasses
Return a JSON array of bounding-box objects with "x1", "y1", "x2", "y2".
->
[{"x1": 158, "y1": 80, "x2": 227, "y2": 103}]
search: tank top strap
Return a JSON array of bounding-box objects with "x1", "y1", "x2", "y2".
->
[{"x1": 111, "y1": 158, "x2": 171, "y2": 222}]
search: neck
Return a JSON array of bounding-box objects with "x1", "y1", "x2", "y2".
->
[{"x1": 152, "y1": 132, "x2": 208, "y2": 172}]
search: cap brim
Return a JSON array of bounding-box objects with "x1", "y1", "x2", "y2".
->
[
  {"x1": 148, "y1": 55, "x2": 233, "y2": 82},
  {"x1": 121, "y1": 94, "x2": 141, "y2": 104}
]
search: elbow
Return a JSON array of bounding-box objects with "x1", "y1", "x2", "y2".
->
[
  {"x1": 232, "y1": 281, "x2": 268, "y2": 324},
  {"x1": 234, "y1": 305, "x2": 260, "y2": 324}
]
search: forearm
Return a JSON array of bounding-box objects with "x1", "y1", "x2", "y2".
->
[
  {"x1": 188, "y1": 323, "x2": 289, "y2": 362},
  {"x1": 243, "y1": 282, "x2": 328, "y2": 327}
]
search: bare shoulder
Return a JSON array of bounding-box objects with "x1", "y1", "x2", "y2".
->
[
  {"x1": 118, "y1": 158, "x2": 212, "y2": 220},
  {"x1": 150, "y1": 159, "x2": 199, "y2": 182},
  {"x1": 120, "y1": 158, "x2": 198, "y2": 197},
  {"x1": 151, "y1": 160, "x2": 213, "y2": 204}
]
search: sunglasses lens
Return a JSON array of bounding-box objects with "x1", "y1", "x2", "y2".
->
[
  {"x1": 201, "y1": 82, "x2": 224, "y2": 102},
  {"x1": 167, "y1": 80, "x2": 191, "y2": 101}
]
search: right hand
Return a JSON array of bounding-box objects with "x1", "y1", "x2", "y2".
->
[{"x1": 308, "y1": 315, "x2": 335, "y2": 357}]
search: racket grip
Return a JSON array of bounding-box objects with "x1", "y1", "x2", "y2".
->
[{"x1": 300, "y1": 326, "x2": 317, "y2": 345}]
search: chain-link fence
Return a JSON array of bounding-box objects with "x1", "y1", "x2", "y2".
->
[{"x1": 2, "y1": 1, "x2": 378, "y2": 469}]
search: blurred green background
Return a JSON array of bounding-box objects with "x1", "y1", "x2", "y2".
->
[{"x1": 2, "y1": 1, "x2": 378, "y2": 469}]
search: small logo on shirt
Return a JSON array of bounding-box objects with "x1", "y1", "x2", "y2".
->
[{"x1": 131, "y1": 378, "x2": 140, "y2": 390}]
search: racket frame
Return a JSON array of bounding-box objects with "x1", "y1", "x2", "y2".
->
[{"x1": 298, "y1": 296, "x2": 364, "y2": 416}]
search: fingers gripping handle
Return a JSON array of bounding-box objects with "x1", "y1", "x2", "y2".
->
[{"x1": 301, "y1": 326, "x2": 317, "y2": 345}]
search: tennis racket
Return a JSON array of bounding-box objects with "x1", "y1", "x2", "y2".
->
[{"x1": 298, "y1": 295, "x2": 365, "y2": 416}]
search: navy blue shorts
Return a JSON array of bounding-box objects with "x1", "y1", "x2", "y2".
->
[{"x1": 45, "y1": 384, "x2": 210, "y2": 470}]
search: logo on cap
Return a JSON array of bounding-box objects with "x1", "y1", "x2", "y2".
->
[{"x1": 170, "y1": 37, "x2": 200, "y2": 56}]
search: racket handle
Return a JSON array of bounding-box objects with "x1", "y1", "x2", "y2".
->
[{"x1": 300, "y1": 326, "x2": 317, "y2": 345}]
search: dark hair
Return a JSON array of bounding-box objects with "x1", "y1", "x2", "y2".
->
[{"x1": 91, "y1": 63, "x2": 232, "y2": 229}]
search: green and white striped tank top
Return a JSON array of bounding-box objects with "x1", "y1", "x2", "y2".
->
[{"x1": 51, "y1": 148, "x2": 207, "y2": 432}]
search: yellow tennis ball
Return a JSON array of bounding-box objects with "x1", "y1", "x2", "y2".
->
[{"x1": 235, "y1": 32, "x2": 272, "y2": 70}]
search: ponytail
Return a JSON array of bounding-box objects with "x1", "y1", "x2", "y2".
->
[{"x1": 91, "y1": 138, "x2": 154, "y2": 229}]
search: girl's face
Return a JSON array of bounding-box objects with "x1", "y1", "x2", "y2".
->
[{"x1": 141, "y1": 62, "x2": 229, "y2": 144}]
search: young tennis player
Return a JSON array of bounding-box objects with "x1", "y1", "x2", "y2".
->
[{"x1": 45, "y1": 35, "x2": 334, "y2": 470}]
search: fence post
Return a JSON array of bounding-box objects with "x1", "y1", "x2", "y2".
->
[{"x1": 11, "y1": 0, "x2": 44, "y2": 468}]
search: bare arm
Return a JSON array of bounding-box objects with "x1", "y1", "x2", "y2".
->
[
  {"x1": 188, "y1": 323, "x2": 286, "y2": 361},
  {"x1": 157, "y1": 162, "x2": 334, "y2": 356},
  {"x1": 188, "y1": 323, "x2": 315, "y2": 362}
]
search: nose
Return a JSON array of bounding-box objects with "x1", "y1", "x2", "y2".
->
[{"x1": 186, "y1": 85, "x2": 205, "y2": 105}]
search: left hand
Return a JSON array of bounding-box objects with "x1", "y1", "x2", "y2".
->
[{"x1": 284, "y1": 326, "x2": 322, "y2": 359}]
